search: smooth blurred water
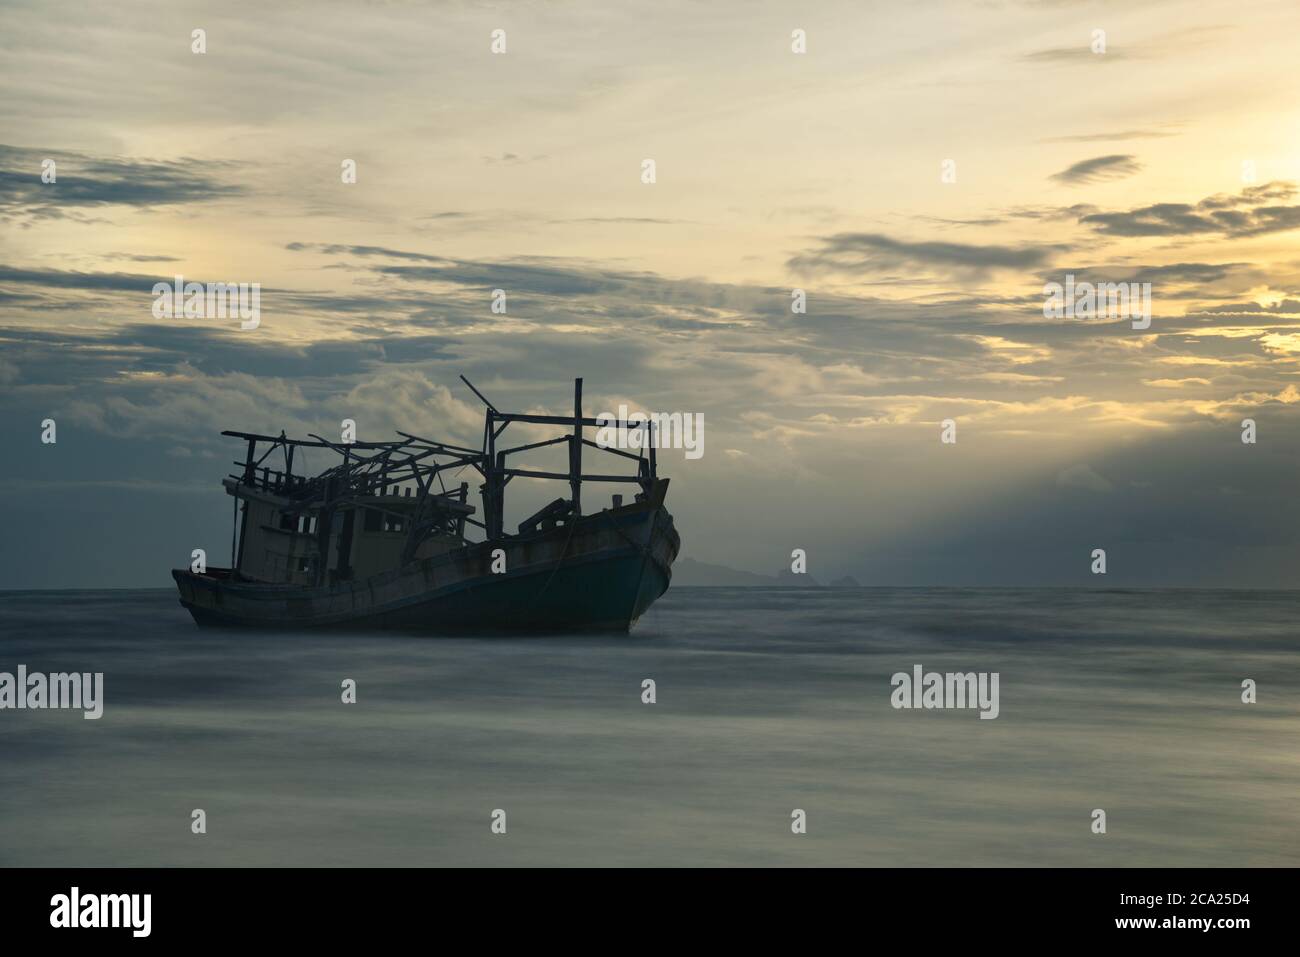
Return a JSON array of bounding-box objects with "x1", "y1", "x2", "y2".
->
[{"x1": 0, "y1": 586, "x2": 1296, "y2": 866}]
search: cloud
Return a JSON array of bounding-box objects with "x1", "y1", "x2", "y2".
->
[
  {"x1": 1079, "y1": 182, "x2": 1300, "y2": 237},
  {"x1": 1041, "y1": 129, "x2": 1181, "y2": 144},
  {"x1": 553, "y1": 217, "x2": 686, "y2": 225},
  {"x1": 0, "y1": 264, "x2": 163, "y2": 292},
  {"x1": 1021, "y1": 46, "x2": 1128, "y2": 64},
  {"x1": 1056, "y1": 464, "x2": 1114, "y2": 493},
  {"x1": 1049, "y1": 154, "x2": 1143, "y2": 186},
  {"x1": 787, "y1": 232, "x2": 1065, "y2": 278},
  {"x1": 107, "y1": 252, "x2": 183, "y2": 263},
  {"x1": 1038, "y1": 262, "x2": 1261, "y2": 301},
  {"x1": 1144, "y1": 378, "x2": 1211, "y2": 388},
  {"x1": 913, "y1": 215, "x2": 1008, "y2": 228},
  {"x1": 1191, "y1": 299, "x2": 1300, "y2": 316},
  {"x1": 1021, "y1": 25, "x2": 1225, "y2": 66},
  {"x1": 481, "y1": 153, "x2": 547, "y2": 165},
  {"x1": 0, "y1": 144, "x2": 243, "y2": 223}
]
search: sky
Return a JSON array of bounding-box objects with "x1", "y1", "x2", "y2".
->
[{"x1": 3, "y1": 0, "x2": 1300, "y2": 587}]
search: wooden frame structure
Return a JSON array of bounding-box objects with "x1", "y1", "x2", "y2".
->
[{"x1": 221, "y1": 378, "x2": 658, "y2": 581}]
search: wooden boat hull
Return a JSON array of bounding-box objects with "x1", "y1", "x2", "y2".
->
[{"x1": 173, "y1": 503, "x2": 679, "y2": 634}]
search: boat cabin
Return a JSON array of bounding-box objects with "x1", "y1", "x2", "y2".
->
[{"x1": 216, "y1": 378, "x2": 660, "y2": 588}]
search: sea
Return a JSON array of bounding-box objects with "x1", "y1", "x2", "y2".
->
[{"x1": 0, "y1": 586, "x2": 1296, "y2": 867}]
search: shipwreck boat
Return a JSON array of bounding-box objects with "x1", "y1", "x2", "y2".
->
[{"x1": 172, "y1": 378, "x2": 680, "y2": 633}]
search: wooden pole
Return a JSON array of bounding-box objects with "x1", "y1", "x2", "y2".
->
[
  {"x1": 485, "y1": 409, "x2": 499, "y2": 540},
  {"x1": 571, "y1": 377, "x2": 583, "y2": 514}
]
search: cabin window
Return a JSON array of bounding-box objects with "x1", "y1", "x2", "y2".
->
[
  {"x1": 280, "y1": 513, "x2": 317, "y2": 534},
  {"x1": 363, "y1": 508, "x2": 403, "y2": 533}
]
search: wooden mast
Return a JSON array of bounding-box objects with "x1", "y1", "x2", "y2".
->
[{"x1": 570, "y1": 377, "x2": 582, "y2": 515}]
